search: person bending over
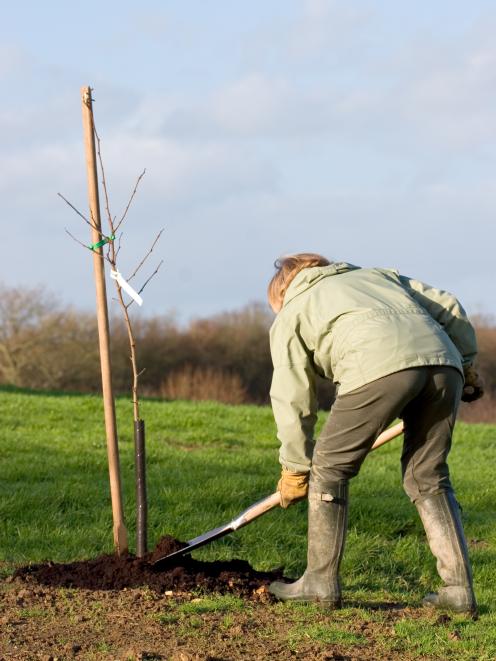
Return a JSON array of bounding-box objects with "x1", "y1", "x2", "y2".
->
[{"x1": 267, "y1": 253, "x2": 483, "y2": 615}]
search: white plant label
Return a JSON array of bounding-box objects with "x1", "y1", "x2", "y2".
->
[{"x1": 110, "y1": 270, "x2": 143, "y2": 306}]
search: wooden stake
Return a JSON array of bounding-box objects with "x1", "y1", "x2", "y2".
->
[{"x1": 81, "y1": 86, "x2": 128, "y2": 555}]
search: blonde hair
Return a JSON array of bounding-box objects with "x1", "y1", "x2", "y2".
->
[{"x1": 268, "y1": 253, "x2": 330, "y2": 311}]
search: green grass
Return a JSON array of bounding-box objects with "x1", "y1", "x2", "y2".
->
[
  {"x1": 288, "y1": 621, "x2": 366, "y2": 648},
  {"x1": 0, "y1": 388, "x2": 495, "y2": 659},
  {"x1": 17, "y1": 607, "x2": 48, "y2": 619}
]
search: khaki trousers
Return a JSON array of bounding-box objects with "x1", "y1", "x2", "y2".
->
[{"x1": 311, "y1": 366, "x2": 463, "y2": 502}]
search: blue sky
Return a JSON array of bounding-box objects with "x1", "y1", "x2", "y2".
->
[{"x1": 2, "y1": 1, "x2": 495, "y2": 320}]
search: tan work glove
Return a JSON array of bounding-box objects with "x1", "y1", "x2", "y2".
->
[
  {"x1": 462, "y1": 365, "x2": 484, "y2": 403},
  {"x1": 277, "y1": 468, "x2": 309, "y2": 509}
]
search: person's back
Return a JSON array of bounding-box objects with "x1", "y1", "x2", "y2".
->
[{"x1": 273, "y1": 263, "x2": 468, "y2": 395}]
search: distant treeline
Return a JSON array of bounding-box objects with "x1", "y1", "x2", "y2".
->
[{"x1": 0, "y1": 284, "x2": 494, "y2": 422}]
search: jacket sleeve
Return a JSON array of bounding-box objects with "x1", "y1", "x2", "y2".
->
[
  {"x1": 269, "y1": 321, "x2": 317, "y2": 473},
  {"x1": 399, "y1": 275, "x2": 477, "y2": 366}
]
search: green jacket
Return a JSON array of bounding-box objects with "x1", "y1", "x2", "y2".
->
[{"x1": 269, "y1": 263, "x2": 477, "y2": 472}]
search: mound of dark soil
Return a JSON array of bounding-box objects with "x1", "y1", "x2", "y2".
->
[{"x1": 14, "y1": 535, "x2": 282, "y2": 597}]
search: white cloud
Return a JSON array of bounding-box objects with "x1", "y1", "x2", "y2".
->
[
  {"x1": 114, "y1": 21, "x2": 496, "y2": 159},
  {"x1": 209, "y1": 74, "x2": 287, "y2": 134},
  {"x1": 287, "y1": 0, "x2": 374, "y2": 59},
  {"x1": 0, "y1": 141, "x2": 82, "y2": 203},
  {"x1": 398, "y1": 45, "x2": 496, "y2": 149}
]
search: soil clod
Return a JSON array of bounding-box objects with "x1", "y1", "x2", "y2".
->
[{"x1": 149, "y1": 535, "x2": 188, "y2": 563}]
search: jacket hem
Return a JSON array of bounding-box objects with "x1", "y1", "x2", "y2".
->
[{"x1": 336, "y1": 358, "x2": 463, "y2": 396}]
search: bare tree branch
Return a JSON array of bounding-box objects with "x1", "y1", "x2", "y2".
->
[
  {"x1": 65, "y1": 229, "x2": 107, "y2": 261},
  {"x1": 115, "y1": 232, "x2": 124, "y2": 259},
  {"x1": 58, "y1": 193, "x2": 103, "y2": 236},
  {"x1": 127, "y1": 229, "x2": 164, "y2": 281},
  {"x1": 64, "y1": 114, "x2": 159, "y2": 423},
  {"x1": 138, "y1": 260, "x2": 163, "y2": 295},
  {"x1": 65, "y1": 228, "x2": 91, "y2": 251},
  {"x1": 114, "y1": 281, "x2": 141, "y2": 417},
  {"x1": 125, "y1": 260, "x2": 164, "y2": 311},
  {"x1": 93, "y1": 126, "x2": 114, "y2": 232},
  {"x1": 94, "y1": 135, "x2": 142, "y2": 416},
  {"x1": 115, "y1": 169, "x2": 146, "y2": 233}
]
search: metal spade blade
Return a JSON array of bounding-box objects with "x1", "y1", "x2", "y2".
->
[{"x1": 152, "y1": 491, "x2": 281, "y2": 568}]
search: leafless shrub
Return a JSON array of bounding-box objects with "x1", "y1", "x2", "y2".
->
[
  {"x1": 0, "y1": 283, "x2": 99, "y2": 391},
  {"x1": 472, "y1": 315, "x2": 496, "y2": 397},
  {"x1": 186, "y1": 302, "x2": 273, "y2": 403},
  {"x1": 160, "y1": 365, "x2": 248, "y2": 405}
]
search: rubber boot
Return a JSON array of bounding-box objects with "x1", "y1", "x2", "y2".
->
[
  {"x1": 416, "y1": 491, "x2": 477, "y2": 615},
  {"x1": 269, "y1": 481, "x2": 348, "y2": 608}
]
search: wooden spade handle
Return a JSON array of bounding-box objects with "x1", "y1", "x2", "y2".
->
[
  {"x1": 371, "y1": 421, "x2": 404, "y2": 451},
  {"x1": 233, "y1": 492, "x2": 282, "y2": 528},
  {"x1": 235, "y1": 421, "x2": 405, "y2": 527}
]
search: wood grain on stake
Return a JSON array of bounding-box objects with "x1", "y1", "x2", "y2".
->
[{"x1": 81, "y1": 86, "x2": 128, "y2": 555}]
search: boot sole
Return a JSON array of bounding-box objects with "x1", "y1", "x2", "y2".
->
[{"x1": 422, "y1": 599, "x2": 478, "y2": 618}]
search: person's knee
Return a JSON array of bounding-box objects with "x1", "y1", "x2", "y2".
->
[
  {"x1": 402, "y1": 478, "x2": 420, "y2": 503},
  {"x1": 402, "y1": 471, "x2": 452, "y2": 503},
  {"x1": 311, "y1": 462, "x2": 359, "y2": 487}
]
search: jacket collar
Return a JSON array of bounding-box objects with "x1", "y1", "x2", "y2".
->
[{"x1": 283, "y1": 262, "x2": 360, "y2": 307}]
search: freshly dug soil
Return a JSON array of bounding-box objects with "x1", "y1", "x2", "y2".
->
[
  {"x1": 14, "y1": 535, "x2": 282, "y2": 597},
  {"x1": 4, "y1": 539, "x2": 444, "y2": 660}
]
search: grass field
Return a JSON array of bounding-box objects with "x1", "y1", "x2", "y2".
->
[{"x1": 1, "y1": 387, "x2": 495, "y2": 660}]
